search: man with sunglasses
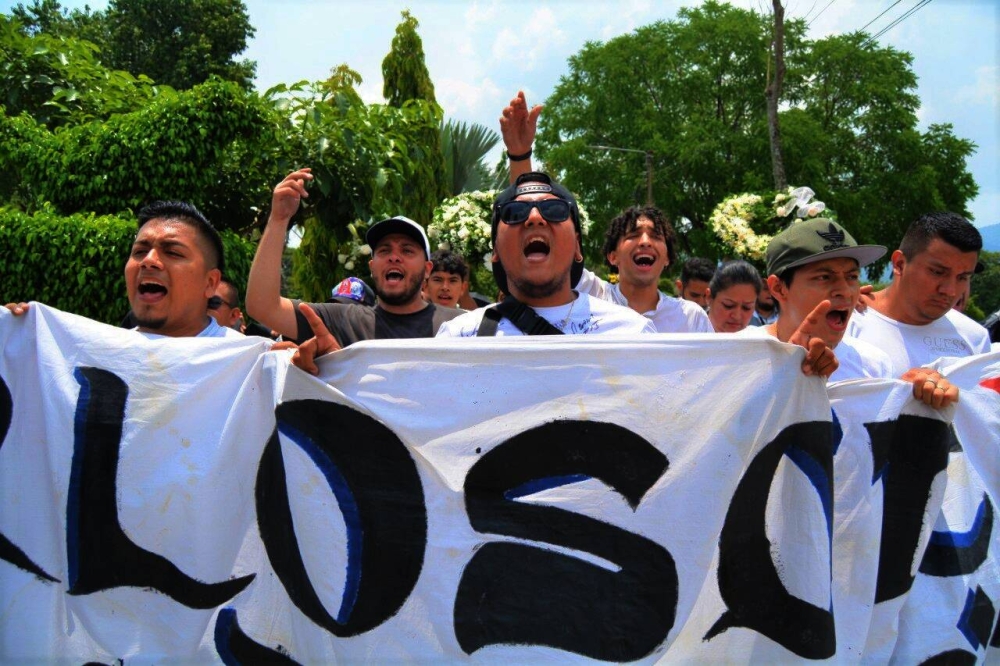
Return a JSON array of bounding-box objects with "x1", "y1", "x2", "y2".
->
[
  {"x1": 208, "y1": 278, "x2": 245, "y2": 332},
  {"x1": 246, "y1": 168, "x2": 463, "y2": 350},
  {"x1": 435, "y1": 171, "x2": 654, "y2": 337},
  {"x1": 499, "y1": 92, "x2": 709, "y2": 333}
]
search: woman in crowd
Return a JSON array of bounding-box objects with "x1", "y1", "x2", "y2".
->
[{"x1": 707, "y1": 260, "x2": 761, "y2": 333}]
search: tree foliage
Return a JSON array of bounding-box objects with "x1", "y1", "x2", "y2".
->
[
  {"x1": 440, "y1": 119, "x2": 503, "y2": 195},
  {"x1": 0, "y1": 13, "x2": 161, "y2": 128},
  {"x1": 0, "y1": 206, "x2": 255, "y2": 324},
  {"x1": 9, "y1": 0, "x2": 256, "y2": 90},
  {"x1": 380, "y1": 10, "x2": 447, "y2": 227},
  {"x1": 971, "y1": 250, "x2": 1000, "y2": 318},
  {"x1": 266, "y1": 78, "x2": 445, "y2": 301},
  {"x1": 0, "y1": 79, "x2": 281, "y2": 229},
  {"x1": 536, "y1": 0, "x2": 977, "y2": 272}
]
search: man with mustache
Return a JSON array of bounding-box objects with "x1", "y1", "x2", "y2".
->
[{"x1": 245, "y1": 168, "x2": 462, "y2": 347}]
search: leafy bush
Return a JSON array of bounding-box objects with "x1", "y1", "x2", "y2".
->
[{"x1": 0, "y1": 207, "x2": 255, "y2": 324}]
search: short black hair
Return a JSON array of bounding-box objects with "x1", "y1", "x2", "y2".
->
[
  {"x1": 218, "y1": 277, "x2": 240, "y2": 307},
  {"x1": 602, "y1": 206, "x2": 677, "y2": 271},
  {"x1": 430, "y1": 249, "x2": 469, "y2": 279},
  {"x1": 680, "y1": 257, "x2": 716, "y2": 285},
  {"x1": 709, "y1": 260, "x2": 762, "y2": 298},
  {"x1": 137, "y1": 200, "x2": 225, "y2": 274},
  {"x1": 899, "y1": 211, "x2": 982, "y2": 260}
]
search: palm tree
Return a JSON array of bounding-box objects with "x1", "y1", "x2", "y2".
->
[{"x1": 440, "y1": 119, "x2": 506, "y2": 195}]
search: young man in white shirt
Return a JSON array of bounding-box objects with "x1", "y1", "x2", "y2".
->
[
  {"x1": 435, "y1": 172, "x2": 655, "y2": 337},
  {"x1": 742, "y1": 217, "x2": 958, "y2": 406},
  {"x1": 847, "y1": 211, "x2": 990, "y2": 373}
]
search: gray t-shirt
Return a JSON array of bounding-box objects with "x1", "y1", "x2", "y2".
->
[{"x1": 291, "y1": 300, "x2": 463, "y2": 346}]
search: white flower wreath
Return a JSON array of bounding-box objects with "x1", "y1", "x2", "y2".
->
[{"x1": 709, "y1": 186, "x2": 828, "y2": 262}]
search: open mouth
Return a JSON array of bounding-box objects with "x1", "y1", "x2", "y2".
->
[
  {"x1": 826, "y1": 308, "x2": 849, "y2": 330},
  {"x1": 633, "y1": 253, "x2": 656, "y2": 267},
  {"x1": 384, "y1": 269, "x2": 405, "y2": 285},
  {"x1": 137, "y1": 281, "x2": 167, "y2": 302},
  {"x1": 524, "y1": 238, "x2": 550, "y2": 260}
]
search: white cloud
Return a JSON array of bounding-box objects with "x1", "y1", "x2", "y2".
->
[
  {"x1": 491, "y1": 6, "x2": 567, "y2": 71},
  {"x1": 956, "y1": 66, "x2": 1000, "y2": 108},
  {"x1": 464, "y1": 0, "x2": 500, "y2": 26},
  {"x1": 436, "y1": 77, "x2": 503, "y2": 119}
]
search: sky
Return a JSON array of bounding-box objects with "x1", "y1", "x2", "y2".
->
[{"x1": 5, "y1": 0, "x2": 998, "y2": 229}]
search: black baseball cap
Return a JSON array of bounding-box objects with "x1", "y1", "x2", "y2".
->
[{"x1": 490, "y1": 172, "x2": 584, "y2": 295}]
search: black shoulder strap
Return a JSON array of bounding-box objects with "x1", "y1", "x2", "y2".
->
[{"x1": 476, "y1": 297, "x2": 564, "y2": 336}]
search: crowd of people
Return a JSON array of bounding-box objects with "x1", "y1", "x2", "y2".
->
[{"x1": 4, "y1": 92, "x2": 994, "y2": 409}]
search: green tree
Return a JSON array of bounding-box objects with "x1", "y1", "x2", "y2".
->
[
  {"x1": 99, "y1": 0, "x2": 256, "y2": 90},
  {"x1": 0, "y1": 79, "x2": 280, "y2": 229},
  {"x1": 9, "y1": 0, "x2": 257, "y2": 90},
  {"x1": 381, "y1": 10, "x2": 447, "y2": 226},
  {"x1": 536, "y1": 1, "x2": 977, "y2": 271},
  {"x1": 440, "y1": 119, "x2": 503, "y2": 195},
  {"x1": 265, "y1": 77, "x2": 442, "y2": 301},
  {"x1": 0, "y1": 13, "x2": 161, "y2": 128},
  {"x1": 972, "y1": 250, "x2": 1000, "y2": 317}
]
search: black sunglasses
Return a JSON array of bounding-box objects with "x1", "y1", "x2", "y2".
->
[
  {"x1": 208, "y1": 296, "x2": 237, "y2": 310},
  {"x1": 498, "y1": 200, "x2": 572, "y2": 225}
]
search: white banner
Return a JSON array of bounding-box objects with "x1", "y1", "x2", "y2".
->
[{"x1": 1, "y1": 305, "x2": 998, "y2": 662}]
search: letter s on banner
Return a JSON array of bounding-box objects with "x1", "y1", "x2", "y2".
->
[{"x1": 455, "y1": 419, "x2": 677, "y2": 662}]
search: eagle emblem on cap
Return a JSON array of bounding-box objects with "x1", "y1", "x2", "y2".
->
[{"x1": 817, "y1": 223, "x2": 847, "y2": 251}]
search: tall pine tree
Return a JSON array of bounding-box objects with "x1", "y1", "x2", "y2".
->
[{"x1": 381, "y1": 10, "x2": 447, "y2": 227}]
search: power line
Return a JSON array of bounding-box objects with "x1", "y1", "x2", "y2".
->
[
  {"x1": 863, "y1": 0, "x2": 934, "y2": 46},
  {"x1": 858, "y1": 0, "x2": 905, "y2": 34},
  {"x1": 807, "y1": 0, "x2": 836, "y2": 26}
]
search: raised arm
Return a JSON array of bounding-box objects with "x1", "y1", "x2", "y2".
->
[
  {"x1": 246, "y1": 168, "x2": 313, "y2": 339},
  {"x1": 500, "y1": 90, "x2": 542, "y2": 183}
]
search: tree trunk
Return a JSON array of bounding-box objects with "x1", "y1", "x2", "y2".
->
[{"x1": 765, "y1": 0, "x2": 787, "y2": 190}]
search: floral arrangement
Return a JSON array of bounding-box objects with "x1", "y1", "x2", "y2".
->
[
  {"x1": 428, "y1": 190, "x2": 499, "y2": 273},
  {"x1": 335, "y1": 220, "x2": 372, "y2": 274},
  {"x1": 709, "y1": 186, "x2": 829, "y2": 262}
]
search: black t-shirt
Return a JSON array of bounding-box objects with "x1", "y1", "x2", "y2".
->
[{"x1": 291, "y1": 301, "x2": 463, "y2": 346}]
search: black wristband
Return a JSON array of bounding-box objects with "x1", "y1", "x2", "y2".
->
[{"x1": 507, "y1": 148, "x2": 532, "y2": 162}]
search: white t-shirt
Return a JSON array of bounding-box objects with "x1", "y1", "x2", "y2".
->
[
  {"x1": 847, "y1": 307, "x2": 990, "y2": 375},
  {"x1": 137, "y1": 316, "x2": 244, "y2": 340},
  {"x1": 435, "y1": 292, "x2": 656, "y2": 337},
  {"x1": 738, "y1": 323, "x2": 893, "y2": 382},
  {"x1": 576, "y1": 268, "x2": 712, "y2": 333}
]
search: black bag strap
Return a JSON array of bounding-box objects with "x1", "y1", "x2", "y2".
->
[{"x1": 476, "y1": 297, "x2": 565, "y2": 336}]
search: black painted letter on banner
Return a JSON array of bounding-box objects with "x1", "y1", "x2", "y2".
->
[
  {"x1": 214, "y1": 607, "x2": 299, "y2": 665},
  {"x1": 0, "y1": 374, "x2": 60, "y2": 582},
  {"x1": 455, "y1": 420, "x2": 676, "y2": 661},
  {"x1": 706, "y1": 420, "x2": 835, "y2": 659},
  {"x1": 865, "y1": 415, "x2": 951, "y2": 603},
  {"x1": 67, "y1": 367, "x2": 254, "y2": 606},
  {"x1": 256, "y1": 399, "x2": 427, "y2": 636}
]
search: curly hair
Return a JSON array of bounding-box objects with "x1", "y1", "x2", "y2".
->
[{"x1": 602, "y1": 206, "x2": 678, "y2": 272}]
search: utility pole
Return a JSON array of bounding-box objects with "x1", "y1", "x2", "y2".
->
[{"x1": 588, "y1": 145, "x2": 655, "y2": 206}]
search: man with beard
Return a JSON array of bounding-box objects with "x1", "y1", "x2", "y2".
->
[
  {"x1": 435, "y1": 171, "x2": 655, "y2": 337},
  {"x1": 245, "y1": 168, "x2": 462, "y2": 346}
]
